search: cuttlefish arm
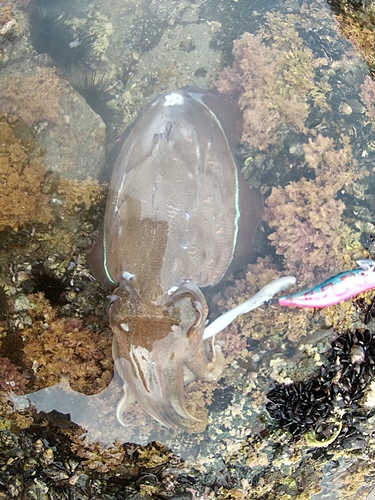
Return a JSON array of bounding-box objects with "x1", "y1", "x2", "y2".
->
[
  {"x1": 203, "y1": 276, "x2": 296, "y2": 340},
  {"x1": 113, "y1": 326, "x2": 201, "y2": 430},
  {"x1": 112, "y1": 283, "x2": 225, "y2": 431},
  {"x1": 113, "y1": 278, "x2": 296, "y2": 431}
]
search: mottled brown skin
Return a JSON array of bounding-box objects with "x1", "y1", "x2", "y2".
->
[{"x1": 88, "y1": 87, "x2": 263, "y2": 432}]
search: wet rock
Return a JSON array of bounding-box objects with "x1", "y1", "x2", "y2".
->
[{"x1": 0, "y1": 60, "x2": 106, "y2": 180}]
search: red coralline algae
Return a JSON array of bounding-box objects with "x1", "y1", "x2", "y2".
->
[
  {"x1": 0, "y1": 357, "x2": 27, "y2": 395},
  {"x1": 216, "y1": 14, "x2": 330, "y2": 151},
  {"x1": 264, "y1": 135, "x2": 362, "y2": 282},
  {"x1": 360, "y1": 75, "x2": 375, "y2": 123}
]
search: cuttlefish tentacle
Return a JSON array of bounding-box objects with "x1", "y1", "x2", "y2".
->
[
  {"x1": 113, "y1": 323, "x2": 202, "y2": 429},
  {"x1": 152, "y1": 334, "x2": 196, "y2": 420},
  {"x1": 152, "y1": 281, "x2": 207, "y2": 307},
  {"x1": 152, "y1": 328, "x2": 203, "y2": 424},
  {"x1": 113, "y1": 340, "x2": 135, "y2": 426},
  {"x1": 129, "y1": 334, "x2": 199, "y2": 425},
  {"x1": 113, "y1": 278, "x2": 297, "y2": 430},
  {"x1": 152, "y1": 283, "x2": 226, "y2": 418},
  {"x1": 173, "y1": 284, "x2": 226, "y2": 383},
  {"x1": 112, "y1": 282, "x2": 227, "y2": 429},
  {"x1": 185, "y1": 331, "x2": 226, "y2": 383}
]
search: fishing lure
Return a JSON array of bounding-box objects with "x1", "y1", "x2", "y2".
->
[
  {"x1": 278, "y1": 259, "x2": 375, "y2": 308},
  {"x1": 203, "y1": 276, "x2": 296, "y2": 340}
]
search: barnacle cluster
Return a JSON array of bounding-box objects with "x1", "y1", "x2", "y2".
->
[
  {"x1": 0, "y1": 429, "x2": 187, "y2": 498},
  {"x1": 267, "y1": 328, "x2": 375, "y2": 445}
]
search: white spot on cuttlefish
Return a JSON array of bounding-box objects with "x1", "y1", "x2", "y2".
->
[
  {"x1": 164, "y1": 93, "x2": 184, "y2": 106},
  {"x1": 123, "y1": 271, "x2": 135, "y2": 281}
]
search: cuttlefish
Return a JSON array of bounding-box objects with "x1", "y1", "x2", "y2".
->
[
  {"x1": 87, "y1": 87, "x2": 264, "y2": 432},
  {"x1": 10, "y1": 88, "x2": 296, "y2": 437}
]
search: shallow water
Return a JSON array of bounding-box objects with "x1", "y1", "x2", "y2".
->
[{"x1": 1, "y1": 0, "x2": 375, "y2": 498}]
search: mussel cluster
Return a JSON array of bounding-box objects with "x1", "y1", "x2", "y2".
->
[
  {"x1": 332, "y1": 329, "x2": 375, "y2": 403},
  {"x1": 356, "y1": 292, "x2": 375, "y2": 324},
  {"x1": 266, "y1": 329, "x2": 375, "y2": 442},
  {"x1": 266, "y1": 365, "x2": 337, "y2": 437}
]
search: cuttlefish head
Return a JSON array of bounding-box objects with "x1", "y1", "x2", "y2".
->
[{"x1": 109, "y1": 281, "x2": 225, "y2": 432}]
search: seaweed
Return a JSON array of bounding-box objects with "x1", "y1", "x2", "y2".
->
[{"x1": 0, "y1": 113, "x2": 52, "y2": 232}]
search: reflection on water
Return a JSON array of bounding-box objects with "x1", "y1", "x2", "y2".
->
[
  {"x1": 10, "y1": 371, "x2": 183, "y2": 447},
  {"x1": 1, "y1": 0, "x2": 375, "y2": 497}
]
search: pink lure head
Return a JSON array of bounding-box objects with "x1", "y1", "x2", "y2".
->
[{"x1": 278, "y1": 260, "x2": 375, "y2": 309}]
